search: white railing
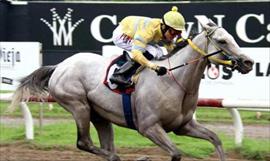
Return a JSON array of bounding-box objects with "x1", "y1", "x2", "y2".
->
[
  {"x1": 0, "y1": 93, "x2": 34, "y2": 140},
  {"x1": 197, "y1": 98, "x2": 270, "y2": 147},
  {"x1": 1, "y1": 93, "x2": 269, "y2": 147}
]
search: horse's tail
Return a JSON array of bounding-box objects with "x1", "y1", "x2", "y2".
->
[{"x1": 7, "y1": 65, "x2": 56, "y2": 112}]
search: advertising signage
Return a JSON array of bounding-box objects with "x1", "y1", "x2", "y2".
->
[
  {"x1": 0, "y1": 1, "x2": 267, "y2": 64},
  {"x1": 0, "y1": 42, "x2": 41, "y2": 90},
  {"x1": 27, "y1": 2, "x2": 269, "y2": 51},
  {"x1": 0, "y1": 1, "x2": 268, "y2": 100}
]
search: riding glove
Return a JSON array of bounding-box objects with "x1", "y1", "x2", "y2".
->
[{"x1": 155, "y1": 66, "x2": 167, "y2": 76}]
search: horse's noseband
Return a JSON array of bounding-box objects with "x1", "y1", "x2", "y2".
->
[{"x1": 230, "y1": 59, "x2": 239, "y2": 71}]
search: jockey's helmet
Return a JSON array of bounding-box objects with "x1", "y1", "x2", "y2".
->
[{"x1": 163, "y1": 6, "x2": 186, "y2": 31}]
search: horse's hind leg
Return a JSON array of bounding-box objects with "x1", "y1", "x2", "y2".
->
[
  {"x1": 91, "y1": 111, "x2": 115, "y2": 152},
  {"x1": 173, "y1": 119, "x2": 226, "y2": 161},
  {"x1": 59, "y1": 101, "x2": 120, "y2": 161}
]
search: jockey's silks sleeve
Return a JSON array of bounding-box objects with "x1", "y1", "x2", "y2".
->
[{"x1": 119, "y1": 16, "x2": 163, "y2": 70}]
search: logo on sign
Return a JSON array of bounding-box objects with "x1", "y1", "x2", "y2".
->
[
  {"x1": 0, "y1": 48, "x2": 21, "y2": 67},
  {"x1": 40, "y1": 8, "x2": 84, "y2": 46},
  {"x1": 206, "y1": 64, "x2": 220, "y2": 80}
]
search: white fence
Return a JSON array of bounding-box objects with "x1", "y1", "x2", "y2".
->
[
  {"x1": 1, "y1": 93, "x2": 269, "y2": 147},
  {"x1": 197, "y1": 98, "x2": 270, "y2": 147}
]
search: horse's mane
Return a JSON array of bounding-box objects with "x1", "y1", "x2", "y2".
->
[
  {"x1": 157, "y1": 31, "x2": 199, "y2": 60},
  {"x1": 158, "y1": 22, "x2": 217, "y2": 61}
]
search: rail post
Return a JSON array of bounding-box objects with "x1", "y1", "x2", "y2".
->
[
  {"x1": 227, "y1": 108, "x2": 243, "y2": 147},
  {"x1": 19, "y1": 102, "x2": 34, "y2": 140}
]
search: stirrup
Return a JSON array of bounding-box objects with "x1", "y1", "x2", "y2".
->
[{"x1": 110, "y1": 75, "x2": 132, "y2": 86}]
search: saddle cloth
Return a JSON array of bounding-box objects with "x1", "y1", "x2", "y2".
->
[{"x1": 103, "y1": 53, "x2": 139, "y2": 94}]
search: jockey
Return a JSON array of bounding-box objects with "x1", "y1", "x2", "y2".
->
[{"x1": 110, "y1": 6, "x2": 186, "y2": 86}]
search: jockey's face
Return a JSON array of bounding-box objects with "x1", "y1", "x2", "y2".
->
[{"x1": 164, "y1": 28, "x2": 182, "y2": 41}]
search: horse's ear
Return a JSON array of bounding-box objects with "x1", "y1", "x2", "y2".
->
[
  {"x1": 198, "y1": 17, "x2": 210, "y2": 30},
  {"x1": 208, "y1": 19, "x2": 217, "y2": 26}
]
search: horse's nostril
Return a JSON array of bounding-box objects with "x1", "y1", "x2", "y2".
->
[
  {"x1": 239, "y1": 54, "x2": 254, "y2": 68},
  {"x1": 244, "y1": 60, "x2": 254, "y2": 68}
]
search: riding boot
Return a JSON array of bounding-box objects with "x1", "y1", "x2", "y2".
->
[{"x1": 110, "y1": 59, "x2": 139, "y2": 86}]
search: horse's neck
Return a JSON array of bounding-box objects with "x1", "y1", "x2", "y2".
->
[{"x1": 169, "y1": 33, "x2": 208, "y2": 94}]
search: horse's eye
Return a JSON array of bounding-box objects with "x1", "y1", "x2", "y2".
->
[{"x1": 218, "y1": 40, "x2": 227, "y2": 44}]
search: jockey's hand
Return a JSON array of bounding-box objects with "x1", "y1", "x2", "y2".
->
[{"x1": 155, "y1": 66, "x2": 167, "y2": 76}]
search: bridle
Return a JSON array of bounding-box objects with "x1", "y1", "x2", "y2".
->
[
  {"x1": 168, "y1": 26, "x2": 240, "y2": 72},
  {"x1": 167, "y1": 26, "x2": 241, "y2": 93},
  {"x1": 204, "y1": 26, "x2": 240, "y2": 70}
]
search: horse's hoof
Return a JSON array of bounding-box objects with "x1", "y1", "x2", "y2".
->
[
  {"x1": 136, "y1": 156, "x2": 151, "y2": 161},
  {"x1": 109, "y1": 154, "x2": 121, "y2": 161}
]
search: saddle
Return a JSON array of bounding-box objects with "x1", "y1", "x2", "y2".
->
[{"x1": 103, "y1": 51, "x2": 141, "y2": 94}]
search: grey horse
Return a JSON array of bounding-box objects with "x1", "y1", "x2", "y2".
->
[{"x1": 9, "y1": 20, "x2": 254, "y2": 161}]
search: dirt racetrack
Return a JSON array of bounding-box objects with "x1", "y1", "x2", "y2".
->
[
  {"x1": 0, "y1": 143, "x2": 255, "y2": 161},
  {"x1": 1, "y1": 117, "x2": 269, "y2": 161}
]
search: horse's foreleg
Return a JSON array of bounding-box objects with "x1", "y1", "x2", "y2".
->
[
  {"x1": 92, "y1": 116, "x2": 115, "y2": 153},
  {"x1": 173, "y1": 119, "x2": 226, "y2": 161},
  {"x1": 140, "y1": 123, "x2": 182, "y2": 161}
]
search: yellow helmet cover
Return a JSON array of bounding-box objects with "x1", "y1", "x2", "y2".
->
[{"x1": 163, "y1": 6, "x2": 186, "y2": 31}]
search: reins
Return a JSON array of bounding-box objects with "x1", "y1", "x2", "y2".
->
[
  {"x1": 166, "y1": 25, "x2": 236, "y2": 94},
  {"x1": 168, "y1": 49, "x2": 222, "y2": 71},
  {"x1": 168, "y1": 28, "x2": 234, "y2": 71},
  {"x1": 167, "y1": 37, "x2": 223, "y2": 94}
]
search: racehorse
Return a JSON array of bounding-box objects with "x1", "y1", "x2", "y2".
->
[{"x1": 9, "y1": 19, "x2": 253, "y2": 161}]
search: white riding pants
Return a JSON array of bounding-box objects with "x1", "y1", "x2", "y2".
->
[{"x1": 112, "y1": 26, "x2": 164, "y2": 59}]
